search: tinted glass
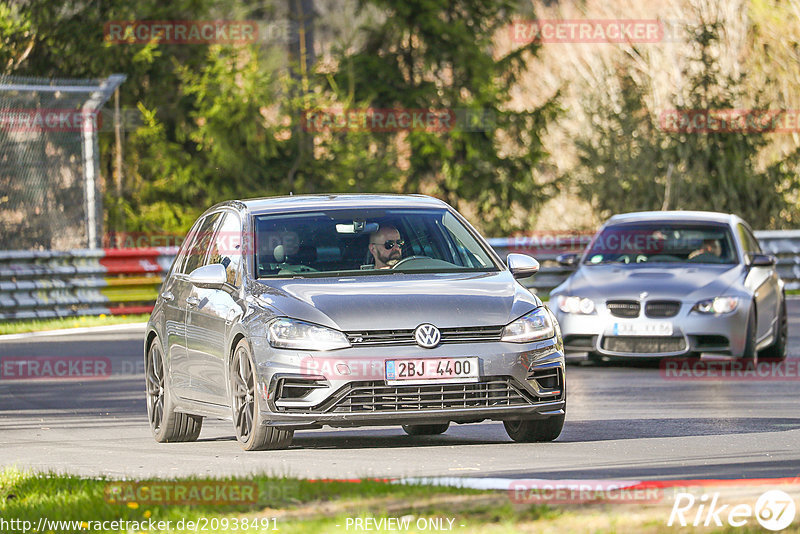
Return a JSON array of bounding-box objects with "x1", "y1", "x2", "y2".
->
[
  {"x1": 584, "y1": 223, "x2": 738, "y2": 265},
  {"x1": 182, "y1": 212, "x2": 222, "y2": 275},
  {"x1": 254, "y1": 208, "x2": 497, "y2": 278},
  {"x1": 208, "y1": 211, "x2": 243, "y2": 286}
]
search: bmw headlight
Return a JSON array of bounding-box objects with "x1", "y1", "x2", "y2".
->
[
  {"x1": 692, "y1": 297, "x2": 739, "y2": 315},
  {"x1": 557, "y1": 295, "x2": 596, "y2": 315},
  {"x1": 267, "y1": 318, "x2": 351, "y2": 351},
  {"x1": 501, "y1": 307, "x2": 555, "y2": 343}
]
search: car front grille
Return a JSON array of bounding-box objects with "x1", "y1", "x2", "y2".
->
[
  {"x1": 644, "y1": 300, "x2": 681, "y2": 318},
  {"x1": 281, "y1": 378, "x2": 539, "y2": 414},
  {"x1": 602, "y1": 336, "x2": 687, "y2": 354},
  {"x1": 606, "y1": 300, "x2": 640, "y2": 318},
  {"x1": 345, "y1": 326, "x2": 503, "y2": 346}
]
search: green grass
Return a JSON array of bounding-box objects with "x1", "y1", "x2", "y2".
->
[
  {"x1": 0, "y1": 469, "x2": 538, "y2": 534},
  {"x1": 2, "y1": 469, "x2": 791, "y2": 533},
  {"x1": 0, "y1": 314, "x2": 150, "y2": 335}
]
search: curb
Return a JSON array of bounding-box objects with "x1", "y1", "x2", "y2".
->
[{"x1": 0, "y1": 322, "x2": 147, "y2": 342}]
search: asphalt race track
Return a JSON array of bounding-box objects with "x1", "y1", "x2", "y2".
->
[{"x1": 1, "y1": 302, "x2": 799, "y2": 481}]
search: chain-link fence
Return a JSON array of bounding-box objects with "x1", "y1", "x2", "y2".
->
[{"x1": 0, "y1": 75, "x2": 125, "y2": 250}]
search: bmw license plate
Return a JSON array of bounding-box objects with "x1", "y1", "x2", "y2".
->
[
  {"x1": 385, "y1": 357, "x2": 479, "y2": 385},
  {"x1": 612, "y1": 321, "x2": 673, "y2": 337}
]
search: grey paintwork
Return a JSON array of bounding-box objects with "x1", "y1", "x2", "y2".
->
[
  {"x1": 146, "y1": 194, "x2": 565, "y2": 431},
  {"x1": 551, "y1": 211, "x2": 784, "y2": 359}
]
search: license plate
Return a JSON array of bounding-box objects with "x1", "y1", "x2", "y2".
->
[
  {"x1": 385, "y1": 357, "x2": 479, "y2": 385},
  {"x1": 612, "y1": 321, "x2": 673, "y2": 337}
]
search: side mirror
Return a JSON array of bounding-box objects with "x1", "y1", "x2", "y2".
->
[
  {"x1": 749, "y1": 253, "x2": 776, "y2": 267},
  {"x1": 556, "y1": 253, "x2": 579, "y2": 267},
  {"x1": 188, "y1": 263, "x2": 228, "y2": 288},
  {"x1": 507, "y1": 253, "x2": 540, "y2": 279}
]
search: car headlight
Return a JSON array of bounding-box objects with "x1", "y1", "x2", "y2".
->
[
  {"x1": 501, "y1": 307, "x2": 555, "y2": 343},
  {"x1": 267, "y1": 318, "x2": 351, "y2": 351},
  {"x1": 692, "y1": 297, "x2": 739, "y2": 315},
  {"x1": 557, "y1": 295, "x2": 596, "y2": 315}
]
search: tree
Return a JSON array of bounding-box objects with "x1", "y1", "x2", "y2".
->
[
  {"x1": 321, "y1": 0, "x2": 559, "y2": 235},
  {"x1": 574, "y1": 18, "x2": 800, "y2": 229}
]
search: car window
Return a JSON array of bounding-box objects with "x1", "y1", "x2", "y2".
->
[
  {"x1": 738, "y1": 224, "x2": 762, "y2": 254},
  {"x1": 253, "y1": 208, "x2": 498, "y2": 278},
  {"x1": 207, "y1": 211, "x2": 243, "y2": 287},
  {"x1": 584, "y1": 223, "x2": 738, "y2": 265},
  {"x1": 182, "y1": 212, "x2": 223, "y2": 275},
  {"x1": 171, "y1": 216, "x2": 207, "y2": 276}
]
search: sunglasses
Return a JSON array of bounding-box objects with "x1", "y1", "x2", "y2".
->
[{"x1": 372, "y1": 239, "x2": 405, "y2": 250}]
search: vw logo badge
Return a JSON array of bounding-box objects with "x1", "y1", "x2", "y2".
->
[{"x1": 414, "y1": 324, "x2": 441, "y2": 348}]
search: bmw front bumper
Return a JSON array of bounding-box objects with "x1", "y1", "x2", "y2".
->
[{"x1": 554, "y1": 301, "x2": 751, "y2": 358}]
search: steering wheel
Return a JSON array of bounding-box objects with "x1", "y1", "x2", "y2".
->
[{"x1": 391, "y1": 255, "x2": 432, "y2": 269}]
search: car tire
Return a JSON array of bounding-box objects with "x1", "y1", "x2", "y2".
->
[
  {"x1": 146, "y1": 338, "x2": 202, "y2": 442},
  {"x1": 759, "y1": 299, "x2": 788, "y2": 362},
  {"x1": 503, "y1": 413, "x2": 565, "y2": 443},
  {"x1": 740, "y1": 304, "x2": 758, "y2": 366},
  {"x1": 230, "y1": 339, "x2": 293, "y2": 451},
  {"x1": 402, "y1": 423, "x2": 450, "y2": 436}
]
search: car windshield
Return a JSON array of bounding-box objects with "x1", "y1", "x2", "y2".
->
[
  {"x1": 583, "y1": 223, "x2": 738, "y2": 265},
  {"x1": 254, "y1": 208, "x2": 498, "y2": 278}
]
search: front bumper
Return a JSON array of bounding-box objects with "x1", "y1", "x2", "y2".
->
[
  {"x1": 249, "y1": 336, "x2": 566, "y2": 429},
  {"x1": 554, "y1": 301, "x2": 751, "y2": 358}
]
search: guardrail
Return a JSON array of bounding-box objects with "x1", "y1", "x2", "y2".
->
[
  {"x1": 2, "y1": 230, "x2": 799, "y2": 321},
  {"x1": 0, "y1": 248, "x2": 177, "y2": 321}
]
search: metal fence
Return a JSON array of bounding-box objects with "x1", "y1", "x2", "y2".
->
[
  {"x1": 1, "y1": 231, "x2": 799, "y2": 321},
  {"x1": 0, "y1": 75, "x2": 125, "y2": 250}
]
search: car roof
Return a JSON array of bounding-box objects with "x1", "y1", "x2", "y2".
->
[
  {"x1": 215, "y1": 194, "x2": 450, "y2": 216},
  {"x1": 606, "y1": 210, "x2": 741, "y2": 226}
]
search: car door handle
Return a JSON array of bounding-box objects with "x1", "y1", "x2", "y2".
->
[
  {"x1": 160, "y1": 291, "x2": 174, "y2": 302},
  {"x1": 186, "y1": 296, "x2": 200, "y2": 307}
]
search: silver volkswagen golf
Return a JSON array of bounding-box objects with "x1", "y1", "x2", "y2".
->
[
  {"x1": 551, "y1": 211, "x2": 787, "y2": 364},
  {"x1": 145, "y1": 194, "x2": 565, "y2": 450}
]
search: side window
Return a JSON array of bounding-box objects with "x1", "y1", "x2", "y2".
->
[
  {"x1": 183, "y1": 212, "x2": 222, "y2": 275},
  {"x1": 737, "y1": 224, "x2": 761, "y2": 256},
  {"x1": 172, "y1": 217, "x2": 206, "y2": 275},
  {"x1": 208, "y1": 212, "x2": 243, "y2": 286},
  {"x1": 736, "y1": 224, "x2": 752, "y2": 255},
  {"x1": 744, "y1": 227, "x2": 762, "y2": 254}
]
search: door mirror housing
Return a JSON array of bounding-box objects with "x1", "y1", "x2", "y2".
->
[
  {"x1": 507, "y1": 253, "x2": 540, "y2": 279},
  {"x1": 188, "y1": 263, "x2": 228, "y2": 288},
  {"x1": 749, "y1": 253, "x2": 776, "y2": 267}
]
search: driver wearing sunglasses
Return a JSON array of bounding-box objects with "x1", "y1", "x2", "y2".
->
[{"x1": 368, "y1": 225, "x2": 404, "y2": 269}]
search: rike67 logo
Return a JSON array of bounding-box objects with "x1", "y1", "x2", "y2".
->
[{"x1": 669, "y1": 490, "x2": 797, "y2": 531}]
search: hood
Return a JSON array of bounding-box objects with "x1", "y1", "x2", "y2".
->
[
  {"x1": 250, "y1": 271, "x2": 539, "y2": 331},
  {"x1": 557, "y1": 264, "x2": 744, "y2": 301}
]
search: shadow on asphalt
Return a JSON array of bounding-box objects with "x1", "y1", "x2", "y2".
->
[{"x1": 558, "y1": 417, "x2": 800, "y2": 442}]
